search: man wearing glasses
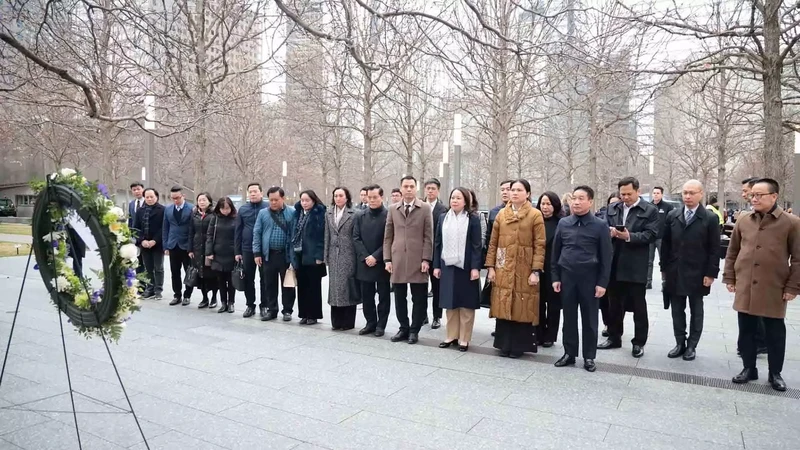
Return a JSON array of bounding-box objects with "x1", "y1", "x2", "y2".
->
[{"x1": 724, "y1": 178, "x2": 800, "y2": 391}]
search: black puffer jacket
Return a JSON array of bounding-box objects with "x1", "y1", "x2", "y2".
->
[
  {"x1": 206, "y1": 213, "x2": 237, "y2": 272},
  {"x1": 189, "y1": 208, "x2": 215, "y2": 274}
]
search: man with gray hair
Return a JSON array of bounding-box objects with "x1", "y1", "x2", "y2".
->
[{"x1": 660, "y1": 180, "x2": 720, "y2": 361}]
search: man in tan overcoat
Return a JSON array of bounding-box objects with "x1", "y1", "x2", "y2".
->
[
  {"x1": 724, "y1": 178, "x2": 800, "y2": 391},
  {"x1": 384, "y1": 175, "x2": 433, "y2": 344}
]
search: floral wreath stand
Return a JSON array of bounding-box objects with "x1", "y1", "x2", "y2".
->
[{"x1": 0, "y1": 173, "x2": 150, "y2": 449}]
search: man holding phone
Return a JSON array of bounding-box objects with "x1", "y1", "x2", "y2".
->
[{"x1": 599, "y1": 177, "x2": 659, "y2": 358}]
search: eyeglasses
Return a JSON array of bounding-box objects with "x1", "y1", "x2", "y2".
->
[
  {"x1": 750, "y1": 192, "x2": 776, "y2": 200},
  {"x1": 682, "y1": 191, "x2": 701, "y2": 196}
]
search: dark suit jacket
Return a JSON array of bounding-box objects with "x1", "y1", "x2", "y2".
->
[
  {"x1": 606, "y1": 199, "x2": 659, "y2": 284},
  {"x1": 133, "y1": 203, "x2": 165, "y2": 250},
  {"x1": 163, "y1": 202, "x2": 194, "y2": 251},
  {"x1": 660, "y1": 205, "x2": 721, "y2": 297},
  {"x1": 128, "y1": 198, "x2": 144, "y2": 229}
]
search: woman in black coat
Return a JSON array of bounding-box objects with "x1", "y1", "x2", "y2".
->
[
  {"x1": 291, "y1": 190, "x2": 327, "y2": 325},
  {"x1": 189, "y1": 192, "x2": 217, "y2": 309},
  {"x1": 433, "y1": 188, "x2": 483, "y2": 352},
  {"x1": 206, "y1": 197, "x2": 238, "y2": 313},
  {"x1": 535, "y1": 191, "x2": 563, "y2": 347},
  {"x1": 134, "y1": 188, "x2": 165, "y2": 299}
]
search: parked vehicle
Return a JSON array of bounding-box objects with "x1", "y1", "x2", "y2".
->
[{"x1": 0, "y1": 198, "x2": 17, "y2": 217}]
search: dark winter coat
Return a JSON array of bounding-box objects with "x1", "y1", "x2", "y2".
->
[
  {"x1": 660, "y1": 205, "x2": 720, "y2": 297},
  {"x1": 433, "y1": 212, "x2": 482, "y2": 310},
  {"x1": 133, "y1": 203, "x2": 165, "y2": 250},
  {"x1": 206, "y1": 213, "x2": 237, "y2": 272},
  {"x1": 606, "y1": 199, "x2": 659, "y2": 284},
  {"x1": 189, "y1": 208, "x2": 215, "y2": 276},
  {"x1": 653, "y1": 199, "x2": 675, "y2": 239},
  {"x1": 293, "y1": 202, "x2": 326, "y2": 266},
  {"x1": 235, "y1": 200, "x2": 268, "y2": 256},
  {"x1": 353, "y1": 205, "x2": 390, "y2": 283}
]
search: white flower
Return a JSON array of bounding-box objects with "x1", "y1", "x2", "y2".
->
[
  {"x1": 119, "y1": 243, "x2": 139, "y2": 261},
  {"x1": 59, "y1": 168, "x2": 77, "y2": 177},
  {"x1": 110, "y1": 206, "x2": 125, "y2": 219},
  {"x1": 51, "y1": 276, "x2": 71, "y2": 293},
  {"x1": 41, "y1": 231, "x2": 65, "y2": 242},
  {"x1": 81, "y1": 176, "x2": 87, "y2": 183}
]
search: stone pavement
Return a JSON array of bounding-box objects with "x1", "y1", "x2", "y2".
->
[{"x1": 0, "y1": 253, "x2": 799, "y2": 450}]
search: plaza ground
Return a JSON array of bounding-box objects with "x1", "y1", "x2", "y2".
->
[{"x1": 0, "y1": 252, "x2": 799, "y2": 449}]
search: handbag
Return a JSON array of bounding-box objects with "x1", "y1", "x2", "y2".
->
[
  {"x1": 232, "y1": 261, "x2": 246, "y2": 291},
  {"x1": 284, "y1": 266, "x2": 297, "y2": 288},
  {"x1": 184, "y1": 265, "x2": 200, "y2": 287},
  {"x1": 205, "y1": 217, "x2": 217, "y2": 267},
  {"x1": 480, "y1": 281, "x2": 492, "y2": 308}
]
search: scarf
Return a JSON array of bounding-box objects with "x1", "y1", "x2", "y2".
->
[
  {"x1": 441, "y1": 209, "x2": 469, "y2": 269},
  {"x1": 293, "y1": 209, "x2": 310, "y2": 252}
]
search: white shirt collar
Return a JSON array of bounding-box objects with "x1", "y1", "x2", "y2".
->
[
  {"x1": 686, "y1": 205, "x2": 699, "y2": 213},
  {"x1": 403, "y1": 200, "x2": 415, "y2": 207},
  {"x1": 624, "y1": 198, "x2": 640, "y2": 210}
]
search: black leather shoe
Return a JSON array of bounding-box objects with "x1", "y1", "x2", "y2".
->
[
  {"x1": 359, "y1": 326, "x2": 375, "y2": 335},
  {"x1": 217, "y1": 303, "x2": 228, "y2": 313},
  {"x1": 459, "y1": 344, "x2": 469, "y2": 352},
  {"x1": 769, "y1": 373, "x2": 787, "y2": 391},
  {"x1": 509, "y1": 352, "x2": 522, "y2": 359},
  {"x1": 390, "y1": 331, "x2": 409, "y2": 342},
  {"x1": 374, "y1": 329, "x2": 385, "y2": 337},
  {"x1": 209, "y1": 299, "x2": 217, "y2": 309},
  {"x1": 668, "y1": 343, "x2": 686, "y2": 358},
  {"x1": 261, "y1": 311, "x2": 277, "y2": 321},
  {"x1": 682, "y1": 347, "x2": 696, "y2": 361},
  {"x1": 259, "y1": 306, "x2": 267, "y2": 319},
  {"x1": 408, "y1": 333, "x2": 419, "y2": 344},
  {"x1": 598, "y1": 339, "x2": 622, "y2": 350},
  {"x1": 554, "y1": 354, "x2": 576, "y2": 367},
  {"x1": 141, "y1": 291, "x2": 155, "y2": 299},
  {"x1": 423, "y1": 317, "x2": 429, "y2": 325},
  {"x1": 243, "y1": 306, "x2": 255, "y2": 318},
  {"x1": 227, "y1": 304, "x2": 235, "y2": 313},
  {"x1": 169, "y1": 296, "x2": 181, "y2": 306},
  {"x1": 282, "y1": 313, "x2": 292, "y2": 322},
  {"x1": 300, "y1": 318, "x2": 309, "y2": 325},
  {"x1": 306, "y1": 319, "x2": 317, "y2": 325},
  {"x1": 646, "y1": 282, "x2": 653, "y2": 290},
  {"x1": 439, "y1": 340, "x2": 456, "y2": 348},
  {"x1": 584, "y1": 359, "x2": 596, "y2": 372},
  {"x1": 198, "y1": 299, "x2": 209, "y2": 309},
  {"x1": 757, "y1": 347, "x2": 769, "y2": 355},
  {"x1": 732, "y1": 367, "x2": 758, "y2": 384},
  {"x1": 498, "y1": 351, "x2": 510, "y2": 357},
  {"x1": 601, "y1": 327, "x2": 609, "y2": 337},
  {"x1": 632, "y1": 345, "x2": 645, "y2": 358},
  {"x1": 431, "y1": 319, "x2": 441, "y2": 329},
  {"x1": 181, "y1": 297, "x2": 191, "y2": 306},
  {"x1": 491, "y1": 331, "x2": 496, "y2": 337},
  {"x1": 542, "y1": 342, "x2": 554, "y2": 348}
]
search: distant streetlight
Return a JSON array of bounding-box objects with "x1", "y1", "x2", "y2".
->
[
  {"x1": 441, "y1": 141, "x2": 450, "y2": 196},
  {"x1": 281, "y1": 161, "x2": 287, "y2": 187},
  {"x1": 142, "y1": 95, "x2": 156, "y2": 185},
  {"x1": 453, "y1": 114, "x2": 462, "y2": 188}
]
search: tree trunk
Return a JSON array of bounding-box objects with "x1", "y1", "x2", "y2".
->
[
  {"x1": 362, "y1": 75, "x2": 374, "y2": 185},
  {"x1": 716, "y1": 69, "x2": 729, "y2": 210},
  {"x1": 761, "y1": 0, "x2": 784, "y2": 181}
]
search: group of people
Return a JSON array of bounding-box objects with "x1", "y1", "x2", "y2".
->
[{"x1": 125, "y1": 172, "x2": 798, "y2": 391}]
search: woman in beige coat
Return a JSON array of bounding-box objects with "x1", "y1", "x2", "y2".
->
[{"x1": 486, "y1": 179, "x2": 547, "y2": 358}]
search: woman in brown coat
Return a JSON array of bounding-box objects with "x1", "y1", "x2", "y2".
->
[{"x1": 486, "y1": 179, "x2": 547, "y2": 358}]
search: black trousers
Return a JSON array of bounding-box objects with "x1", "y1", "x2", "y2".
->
[
  {"x1": 536, "y1": 272, "x2": 561, "y2": 344},
  {"x1": 738, "y1": 312, "x2": 785, "y2": 374},
  {"x1": 136, "y1": 254, "x2": 145, "y2": 293},
  {"x1": 646, "y1": 239, "x2": 662, "y2": 285},
  {"x1": 599, "y1": 294, "x2": 609, "y2": 327},
  {"x1": 607, "y1": 280, "x2": 648, "y2": 346},
  {"x1": 428, "y1": 267, "x2": 442, "y2": 320},
  {"x1": 738, "y1": 318, "x2": 768, "y2": 351},
  {"x1": 242, "y1": 251, "x2": 260, "y2": 307},
  {"x1": 361, "y1": 280, "x2": 391, "y2": 330},
  {"x1": 393, "y1": 283, "x2": 428, "y2": 334},
  {"x1": 260, "y1": 250, "x2": 296, "y2": 314},
  {"x1": 141, "y1": 248, "x2": 164, "y2": 295},
  {"x1": 561, "y1": 271, "x2": 599, "y2": 359},
  {"x1": 296, "y1": 260, "x2": 324, "y2": 319},
  {"x1": 670, "y1": 295, "x2": 704, "y2": 348},
  {"x1": 216, "y1": 271, "x2": 236, "y2": 304},
  {"x1": 168, "y1": 247, "x2": 193, "y2": 299},
  {"x1": 331, "y1": 305, "x2": 357, "y2": 329},
  {"x1": 200, "y1": 272, "x2": 218, "y2": 302}
]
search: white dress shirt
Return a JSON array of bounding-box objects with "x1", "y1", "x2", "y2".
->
[{"x1": 622, "y1": 198, "x2": 641, "y2": 224}]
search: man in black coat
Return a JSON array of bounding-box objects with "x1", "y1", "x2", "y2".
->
[
  {"x1": 235, "y1": 183, "x2": 269, "y2": 318},
  {"x1": 660, "y1": 180, "x2": 720, "y2": 361},
  {"x1": 599, "y1": 177, "x2": 659, "y2": 358},
  {"x1": 353, "y1": 185, "x2": 392, "y2": 337},
  {"x1": 648, "y1": 186, "x2": 674, "y2": 289},
  {"x1": 551, "y1": 186, "x2": 613, "y2": 373},
  {"x1": 423, "y1": 178, "x2": 448, "y2": 329}
]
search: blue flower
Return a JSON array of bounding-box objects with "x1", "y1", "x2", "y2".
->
[
  {"x1": 126, "y1": 268, "x2": 136, "y2": 279},
  {"x1": 33, "y1": 264, "x2": 39, "y2": 270},
  {"x1": 126, "y1": 279, "x2": 134, "y2": 287},
  {"x1": 91, "y1": 289, "x2": 103, "y2": 304},
  {"x1": 97, "y1": 184, "x2": 110, "y2": 199}
]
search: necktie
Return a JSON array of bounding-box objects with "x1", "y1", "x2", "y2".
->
[
  {"x1": 685, "y1": 209, "x2": 694, "y2": 223},
  {"x1": 136, "y1": 199, "x2": 141, "y2": 212},
  {"x1": 405, "y1": 205, "x2": 411, "y2": 217}
]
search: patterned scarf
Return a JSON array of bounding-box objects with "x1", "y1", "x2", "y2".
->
[
  {"x1": 142, "y1": 204, "x2": 153, "y2": 237},
  {"x1": 441, "y1": 209, "x2": 469, "y2": 269},
  {"x1": 292, "y1": 209, "x2": 309, "y2": 252}
]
